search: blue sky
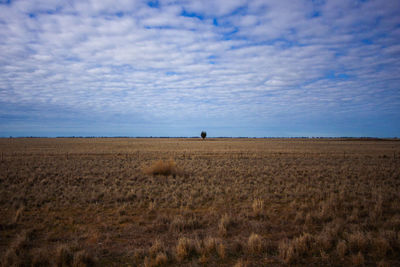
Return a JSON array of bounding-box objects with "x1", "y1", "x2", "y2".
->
[{"x1": 0, "y1": 0, "x2": 399, "y2": 137}]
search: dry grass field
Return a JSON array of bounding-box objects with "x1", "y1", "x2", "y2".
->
[{"x1": 1, "y1": 138, "x2": 400, "y2": 266}]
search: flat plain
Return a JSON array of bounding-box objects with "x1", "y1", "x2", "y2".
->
[{"x1": 1, "y1": 138, "x2": 400, "y2": 266}]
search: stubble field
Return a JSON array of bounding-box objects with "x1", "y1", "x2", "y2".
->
[{"x1": 1, "y1": 138, "x2": 400, "y2": 266}]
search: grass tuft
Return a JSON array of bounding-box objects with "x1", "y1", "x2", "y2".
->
[
  {"x1": 73, "y1": 250, "x2": 96, "y2": 267},
  {"x1": 248, "y1": 233, "x2": 263, "y2": 254},
  {"x1": 154, "y1": 252, "x2": 168, "y2": 266},
  {"x1": 252, "y1": 199, "x2": 264, "y2": 216},
  {"x1": 142, "y1": 159, "x2": 180, "y2": 177},
  {"x1": 218, "y1": 213, "x2": 233, "y2": 237},
  {"x1": 351, "y1": 251, "x2": 365, "y2": 266},
  {"x1": 56, "y1": 245, "x2": 73, "y2": 267},
  {"x1": 175, "y1": 237, "x2": 195, "y2": 261}
]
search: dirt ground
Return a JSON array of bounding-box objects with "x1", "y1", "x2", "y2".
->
[{"x1": 1, "y1": 138, "x2": 400, "y2": 266}]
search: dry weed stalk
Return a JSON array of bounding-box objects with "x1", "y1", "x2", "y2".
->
[{"x1": 13, "y1": 206, "x2": 24, "y2": 224}]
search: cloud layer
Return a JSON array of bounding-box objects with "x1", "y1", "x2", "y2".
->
[{"x1": 1, "y1": 0, "x2": 399, "y2": 136}]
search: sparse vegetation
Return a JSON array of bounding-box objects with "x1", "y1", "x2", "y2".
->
[{"x1": 0, "y1": 137, "x2": 399, "y2": 266}]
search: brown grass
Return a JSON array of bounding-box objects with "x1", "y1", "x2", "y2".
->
[
  {"x1": 175, "y1": 237, "x2": 195, "y2": 261},
  {"x1": 142, "y1": 159, "x2": 180, "y2": 176},
  {"x1": 252, "y1": 199, "x2": 264, "y2": 217},
  {"x1": 216, "y1": 243, "x2": 226, "y2": 259},
  {"x1": 0, "y1": 138, "x2": 399, "y2": 266},
  {"x1": 154, "y1": 252, "x2": 168, "y2": 266},
  {"x1": 218, "y1": 213, "x2": 233, "y2": 237},
  {"x1": 56, "y1": 245, "x2": 73, "y2": 267},
  {"x1": 351, "y1": 251, "x2": 365, "y2": 266},
  {"x1": 248, "y1": 233, "x2": 263, "y2": 254},
  {"x1": 336, "y1": 240, "x2": 347, "y2": 259}
]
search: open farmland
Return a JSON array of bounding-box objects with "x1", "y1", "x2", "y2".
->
[{"x1": 1, "y1": 138, "x2": 400, "y2": 266}]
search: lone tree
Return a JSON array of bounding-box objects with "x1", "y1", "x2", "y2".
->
[{"x1": 201, "y1": 131, "x2": 207, "y2": 140}]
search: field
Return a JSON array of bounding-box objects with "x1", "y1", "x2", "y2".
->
[{"x1": 1, "y1": 138, "x2": 400, "y2": 266}]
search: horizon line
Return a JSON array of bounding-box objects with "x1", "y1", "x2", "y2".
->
[{"x1": 1, "y1": 136, "x2": 399, "y2": 140}]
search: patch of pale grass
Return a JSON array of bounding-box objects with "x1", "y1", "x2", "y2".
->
[{"x1": 142, "y1": 159, "x2": 179, "y2": 176}]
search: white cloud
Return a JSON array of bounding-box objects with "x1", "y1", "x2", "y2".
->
[{"x1": 0, "y1": 0, "x2": 399, "y2": 136}]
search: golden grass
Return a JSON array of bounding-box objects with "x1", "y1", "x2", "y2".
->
[
  {"x1": 0, "y1": 138, "x2": 399, "y2": 266},
  {"x1": 175, "y1": 237, "x2": 195, "y2": 261},
  {"x1": 247, "y1": 233, "x2": 262, "y2": 254},
  {"x1": 142, "y1": 159, "x2": 180, "y2": 176}
]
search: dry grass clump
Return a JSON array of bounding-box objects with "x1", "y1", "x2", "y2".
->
[
  {"x1": 154, "y1": 252, "x2": 168, "y2": 266},
  {"x1": 248, "y1": 233, "x2": 263, "y2": 254},
  {"x1": 278, "y1": 239, "x2": 296, "y2": 264},
  {"x1": 278, "y1": 233, "x2": 316, "y2": 264},
  {"x1": 144, "y1": 252, "x2": 168, "y2": 267},
  {"x1": 216, "y1": 243, "x2": 226, "y2": 259},
  {"x1": 142, "y1": 159, "x2": 180, "y2": 176},
  {"x1": 218, "y1": 213, "x2": 234, "y2": 237},
  {"x1": 195, "y1": 236, "x2": 225, "y2": 262},
  {"x1": 252, "y1": 198, "x2": 264, "y2": 217},
  {"x1": 145, "y1": 239, "x2": 169, "y2": 266},
  {"x1": 203, "y1": 237, "x2": 218, "y2": 254},
  {"x1": 175, "y1": 237, "x2": 196, "y2": 261},
  {"x1": 149, "y1": 239, "x2": 164, "y2": 257}
]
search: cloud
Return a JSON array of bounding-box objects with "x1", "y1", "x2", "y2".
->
[{"x1": 0, "y1": 0, "x2": 399, "y2": 136}]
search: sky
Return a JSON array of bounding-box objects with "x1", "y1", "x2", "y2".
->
[{"x1": 0, "y1": 0, "x2": 399, "y2": 137}]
